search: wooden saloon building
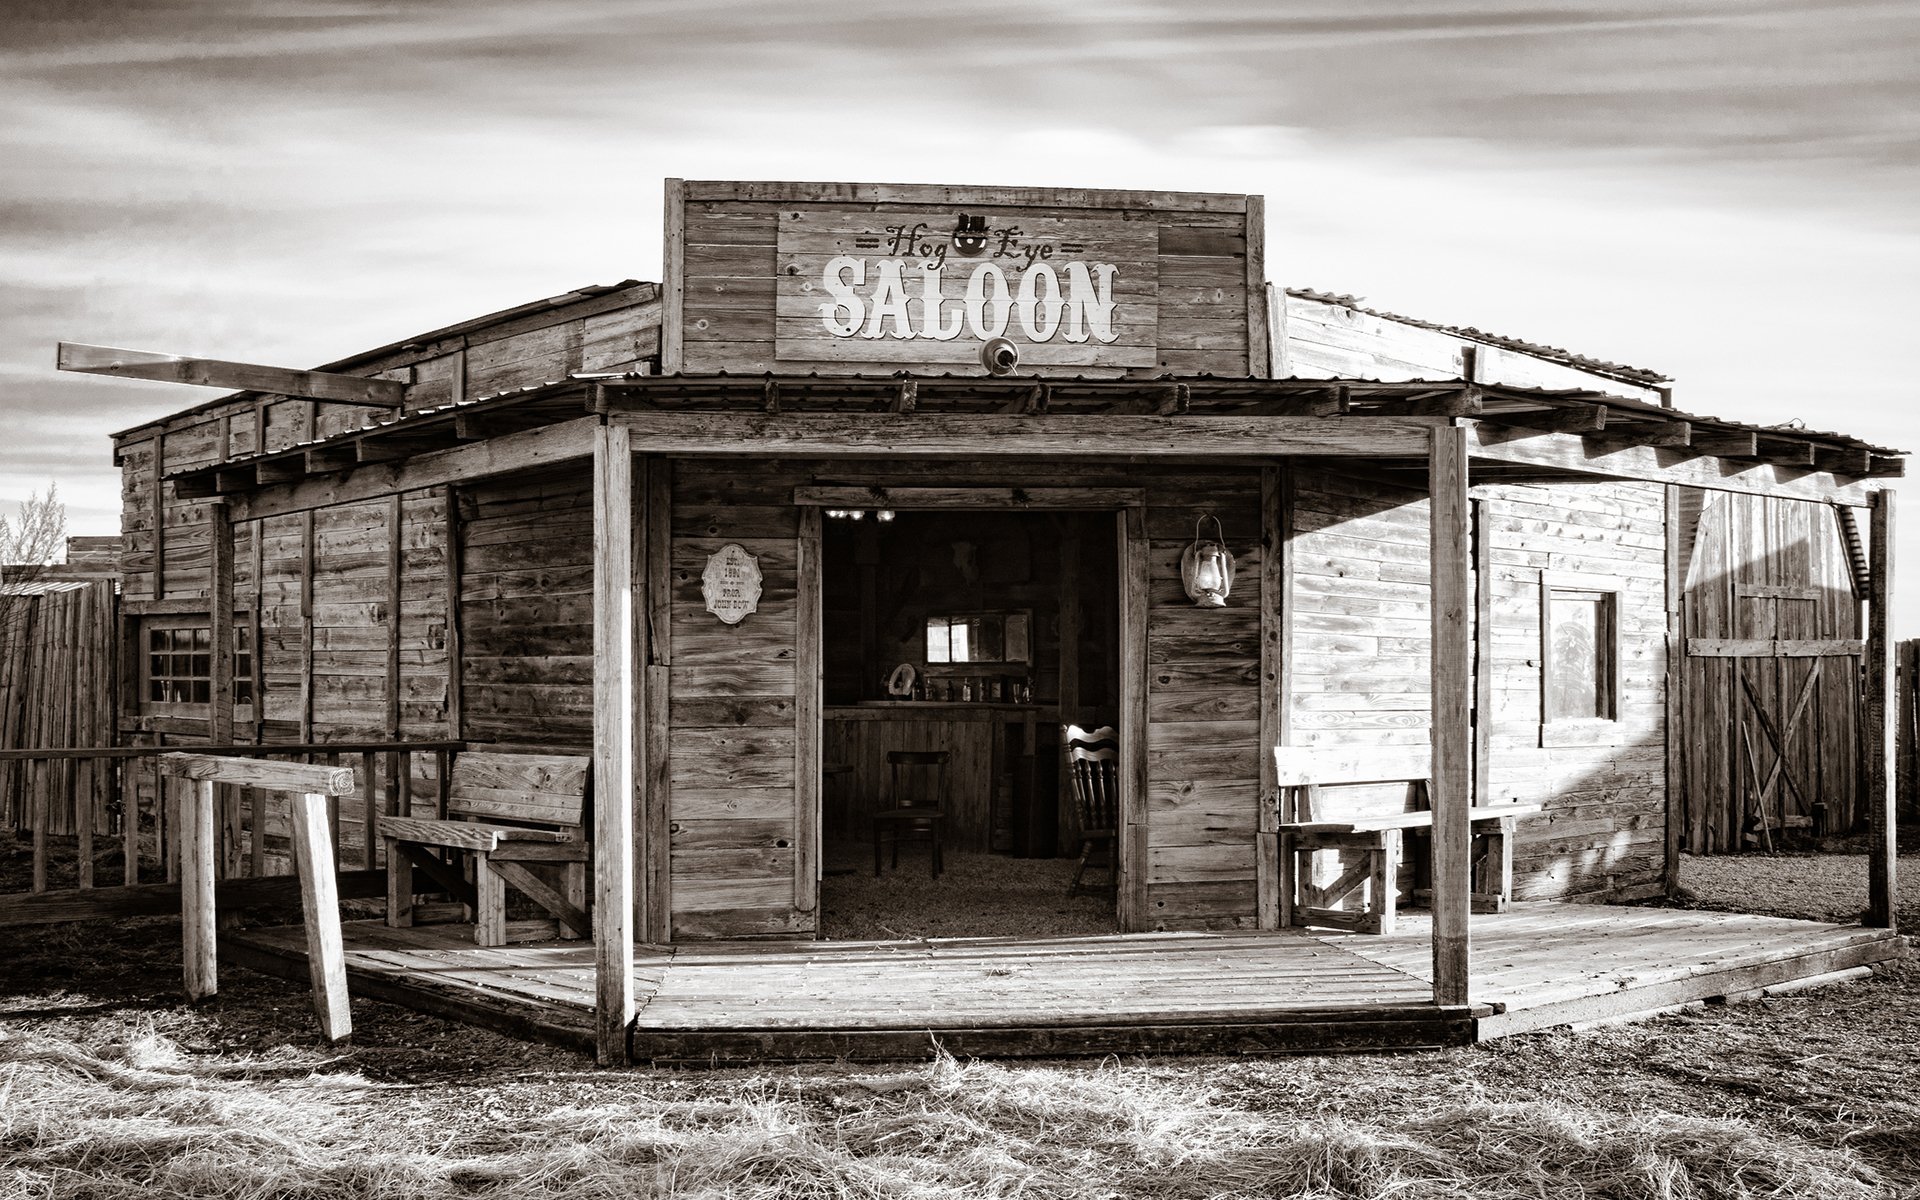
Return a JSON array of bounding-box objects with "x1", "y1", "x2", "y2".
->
[{"x1": 75, "y1": 180, "x2": 1904, "y2": 1063}]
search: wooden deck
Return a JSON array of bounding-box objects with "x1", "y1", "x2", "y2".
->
[{"x1": 226, "y1": 902, "x2": 1904, "y2": 1063}]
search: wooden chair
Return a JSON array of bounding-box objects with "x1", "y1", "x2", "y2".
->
[
  {"x1": 1271, "y1": 744, "x2": 1541, "y2": 935},
  {"x1": 379, "y1": 751, "x2": 591, "y2": 947},
  {"x1": 1064, "y1": 725, "x2": 1119, "y2": 898},
  {"x1": 872, "y1": 750, "x2": 949, "y2": 877}
]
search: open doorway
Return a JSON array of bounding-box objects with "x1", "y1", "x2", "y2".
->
[{"x1": 816, "y1": 507, "x2": 1120, "y2": 940}]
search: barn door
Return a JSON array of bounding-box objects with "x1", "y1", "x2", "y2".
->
[{"x1": 1729, "y1": 585, "x2": 1845, "y2": 847}]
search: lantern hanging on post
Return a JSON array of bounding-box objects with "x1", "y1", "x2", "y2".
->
[{"x1": 1180, "y1": 513, "x2": 1235, "y2": 607}]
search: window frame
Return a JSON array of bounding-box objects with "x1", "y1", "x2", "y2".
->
[
  {"x1": 138, "y1": 614, "x2": 255, "y2": 718},
  {"x1": 1538, "y1": 570, "x2": 1622, "y2": 748}
]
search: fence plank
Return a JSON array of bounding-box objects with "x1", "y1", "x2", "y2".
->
[{"x1": 289, "y1": 790, "x2": 353, "y2": 1044}]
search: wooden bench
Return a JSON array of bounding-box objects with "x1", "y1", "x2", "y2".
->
[
  {"x1": 1272, "y1": 745, "x2": 1541, "y2": 935},
  {"x1": 380, "y1": 751, "x2": 591, "y2": 947}
]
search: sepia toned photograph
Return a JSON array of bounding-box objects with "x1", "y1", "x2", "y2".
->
[{"x1": 3, "y1": 3, "x2": 1916, "y2": 1196}]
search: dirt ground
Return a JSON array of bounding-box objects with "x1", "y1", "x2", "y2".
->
[{"x1": 3, "y1": 832, "x2": 1918, "y2": 1199}]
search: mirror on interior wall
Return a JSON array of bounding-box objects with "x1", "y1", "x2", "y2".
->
[{"x1": 925, "y1": 611, "x2": 1031, "y2": 664}]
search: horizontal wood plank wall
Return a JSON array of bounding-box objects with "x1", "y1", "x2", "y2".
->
[
  {"x1": 112, "y1": 287, "x2": 661, "y2": 608},
  {"x1": 1679, "y1": 492, "x2": 1859, "y2": 853},
  {"x1": 1288, "y1": 469, "x2": 1668, "y2": 902},
  {"x1": 458, "y1": 467, "x2": 596, "y2": 748},
  {"x1": 668, "y1": 463, "x2": 806, "y2": 940},
  {"x1": 1478, "y1": 480, "x2": 1667, "y2": 900},
  {"x1": 1281, "y1": 293, "x2": 1666, "y2": 405},
  {"x1": 679, "y1": 197, "x2": 1251, "y2": 377},
  {"x1": 1143, "y1": 473, "x2": 1264, "y2": 929}
]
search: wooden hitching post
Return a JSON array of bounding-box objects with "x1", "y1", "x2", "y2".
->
[
  {"x1": 1429, "y1": 423, "x2": 1473, "y2": 1005},
  {"x1": 180, "y1": 776, "x2": 218, "y2": 1000},
  {"x1": 591, "y1": 422, "x2": 637, "y2": 1064},
  {"x1": 1866, "y1": 489, "x2": 1898, "y2": 929},
  {"x1": 290, "y1": 788, "x2": 353, "y2": 1044}
]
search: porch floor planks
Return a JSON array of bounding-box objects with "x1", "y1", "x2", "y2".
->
[{"x1": 225, "y1": 902, "x2": 1905, "y2": 1061}]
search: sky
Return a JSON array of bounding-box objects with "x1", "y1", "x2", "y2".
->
[{"x1": 2, "y1": 0, "x2": 1917, "y2": 619}]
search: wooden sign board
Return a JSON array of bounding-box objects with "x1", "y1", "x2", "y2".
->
[
  {"x1": 774, "y1": 210, "x2": 1158, "y2": 368},
  {"x1": 665, "y1": 180, "x2": 1267, "y2": 379}
]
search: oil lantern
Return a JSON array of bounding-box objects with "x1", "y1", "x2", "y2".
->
[{"x1": 1180, "y1": 513, "x2": 1235, "y2": 607}]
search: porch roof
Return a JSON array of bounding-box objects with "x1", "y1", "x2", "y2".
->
[{"x1": 167, "y1": 369, "x2": 1903, "y2": 514}]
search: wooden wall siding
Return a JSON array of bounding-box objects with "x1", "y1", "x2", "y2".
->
[
  {"x1": 1141, "y1": 473, "x2": 1264, "y2": 929},
  {"x1": 678, "y1": 193, "x2": 1253, "y2": 377},
  {"x1": 112, "y1": 289, "x2": 661, "y2": 605},
  {"x1": 1287, "y1": 468, "x2": 1668, "y2": 903},
  {"x1": 1679, "y1": 493, "x2": 1859, "y2": 853},
  {"x1": 1477, "y1": 481, "x2": 1666, "y2": 900},
  {"x1": 668, "y1": 462, "x2": 805, "y2": 940},
  {"x1": 1282, "y1": 293, "x2": 1666, "y2": 405},
  {"x1": 458, "y1": 468, "x2": 596, "y2": 747}
]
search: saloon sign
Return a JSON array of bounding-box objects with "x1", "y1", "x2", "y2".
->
[{"x1": 775, "y1": 209, "x2": 1158, "y2": 368}]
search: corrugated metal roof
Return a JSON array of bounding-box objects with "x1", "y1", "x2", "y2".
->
[{"x1": 1286, "y1": 287, "x2": 1671, "y2": 386}]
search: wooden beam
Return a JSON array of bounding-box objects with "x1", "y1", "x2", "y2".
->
[
  {"x1": 644, "y1": 459, "x2": 673, "y2": 944},
  {"x1": 792, "y1": 486, "x2": 1145, "y2": 510},
  {"x1": 1597, "y1": 419, "x2": 1691, "y2": 449},
  {"x1": 228, "y1": 416, "x2": 599, "y2": 522},
  {"x1": 1865, "y1": 489, "x2": 1897, "y2": 930},
  {"x1": 1467, "y1": 422, "x2": 1876, "y2": 506},
  {"x1": 1663, "y1": 484, "x2": 1684, "y2": 897},
  {"x1": 1429, "y1": 423, "x2": 1473, "y2": 1007},
  {"x1": 1812, "y1": 445, "x2": 1872, "y2": 477},
  {"x1": 893, "y1": 380, "x2": 918, "y2": 414},
  {"x1": 1687, "y1": 430, "x2": 1759, "y2": 457},
  {"x1": 660, "y1": 178, "x2": 686, "y2": 374},
  {"x1": 159, "y1": 753, "x2": 355, "y2": 795},
  {"x1": 591, "y1": 422, "x2": 636, "y2": 1064},
  {"x1": 1155, "y1": 383, "x2": 1190, "y2": 416},
  {"x1": 305, "y1": 445, "x2": 359, "y2": 473},
  {"x1": 1245, "y1": 194, "x2": 1268, "y2": 376},
  {"x1": 1481, "y1": 403, "x2": 1604, "y2": 435},
  {"x1": 606, "y1": 412, "x2": 1435, "y2": 460},
  {"x1": 1754, "y1": 434, "x2": 1817, "y2": 466},
  {"x1": 58, "y1": 342, "x2": 404, "y2": 408}
]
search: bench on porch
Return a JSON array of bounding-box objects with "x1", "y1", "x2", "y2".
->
[
  {"x1": 1273, "y1": 745, "x2": 1542, "y2": 935},
  {"x1": 380, "y1": 751, "x2": 592, "y2": 947}
]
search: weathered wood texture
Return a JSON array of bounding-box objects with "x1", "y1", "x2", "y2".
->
[
  {"x1": 1283, "y1": 292, "x2": 1666, "y2": 404},
  {"x1": 459, "y1": 467, "x2": 596, "y2": 746},
  {"x1": 111, "y1": 285, "x2": 659, "y2": 607},
  {"x1": 1286, "y1": 467, "x2": 1668, "y2": 903},
  {"x1": 666, "y1": 462, "x2": 807, "y2": 940},
  {"x1": 1678, "y1": 492, "x2": 1861, "y2": 852},
  {"x1": 677, "y1": 183, "x2": 1257, "y2": 378},
  {"x1": 0, "y1": 581, "x2": 117, "y2": 839}
]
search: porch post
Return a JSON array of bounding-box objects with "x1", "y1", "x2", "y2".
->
[
  {"x1": 1865, "y1": 489, "x2": 1898, "y2": 929},
  {"x1": 592, "y1": 422, "x2": 637, "y2": 1064},
  {"x1": 1429, "y1": 423, "x2": 1473, "y2": 1004}
]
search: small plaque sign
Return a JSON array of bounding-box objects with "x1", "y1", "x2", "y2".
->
[{"x1": 702, "y1": 543, "x2": 763, "y2": 625}]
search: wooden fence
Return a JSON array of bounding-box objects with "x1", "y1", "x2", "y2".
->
[
  {"x1": 0, "y1": 579, "x2": 116, "y2": 840},
  {"x1": 0, "y1": 740, "x2": 463, "y2": 923},
  {"x1": 1897, "y1": 639, "x2": 1920, "y2": 825}
]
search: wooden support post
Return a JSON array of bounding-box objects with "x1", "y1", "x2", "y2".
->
[
  {"x1": 1865, "y1": 489, "x2": 1898, "y2": 929},
  {"x1": 1257, "y1": 467, "x2": 1283, "y2": 929},
  {"x1": 795, "y1": 504, "x2": 822, "y2": 918},
  {"x1": 180, "y1": 778, "x2": 217, "y2": 1001},
  {"x1": 209, "y1": 504, "x2": 235, "y2": 879},
  {"x1": 443, "y1": 484, "x2": 463, "y2": 741},
  {"x1": 644, "y1": 459, "x2": 673, "y2": 944},
  {"x1": 1056, "y1": 519, "x2": 1082, "y2": 848},
  {"x1": 1429, "y1": 423, "x2": 1473, "y2": 1006},
  {"x1": 289, "y1": 790, "x2": 352, "y2": 1044},
  {"x1": 1663, "y1": 484, "x2": 1685, "y2": 894},
  {"x1": 1116, "y1": 507, "x2": 1150, "y2": 932},
  {"x1": 591, "y1": 422, "x2": 637, "y2": 1064}
]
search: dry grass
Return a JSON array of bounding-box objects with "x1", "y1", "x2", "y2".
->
[
  {"x1": 1674, "y1": 850, "x2": 1920, "y2": 930},
  {"x1": 4, "y1": 830, "x2": 1919, "y2": 1198}
]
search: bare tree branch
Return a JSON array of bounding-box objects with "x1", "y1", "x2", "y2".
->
[{"x1": 0, "y1": 483, "x2": 69, "y2": 645}]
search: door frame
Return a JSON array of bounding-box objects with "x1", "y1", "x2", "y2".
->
[{"x1": 792, "y1": 485, "x2": 1150, "y2": 928}]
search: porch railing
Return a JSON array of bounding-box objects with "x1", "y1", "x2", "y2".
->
[{"x1": 0, "y1": 739, "x2": 464, "y2": 924}]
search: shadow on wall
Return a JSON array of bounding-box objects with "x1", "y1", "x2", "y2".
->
[{"x1": 1290, "y1": 470, "x2": 1867, "y2": 904}]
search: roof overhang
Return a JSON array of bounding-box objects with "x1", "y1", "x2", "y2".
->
[{"x1": 168, "y1": 371, "x2": 1903, "y2": 519}]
